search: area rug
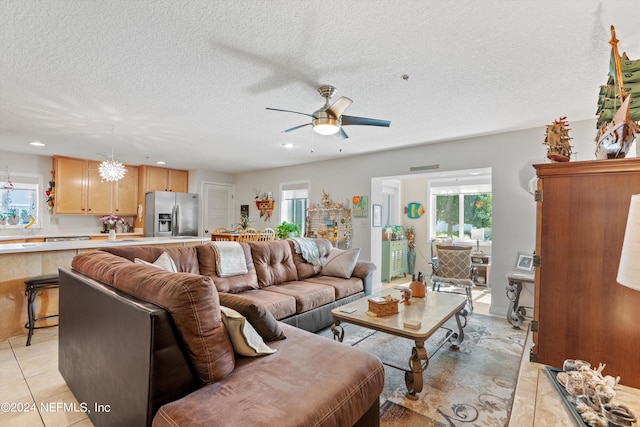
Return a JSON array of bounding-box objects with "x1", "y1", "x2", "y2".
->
[{"x1": 317, "y1": 313, "x2": 528, "y2": 426}]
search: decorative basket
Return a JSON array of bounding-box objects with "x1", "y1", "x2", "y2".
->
[
  {"x1": 255, "y1": 200, "x2": 275, "y2": 210},
  {"x1": 368, "y1": 297, "x2": 399, "y2": 317}
]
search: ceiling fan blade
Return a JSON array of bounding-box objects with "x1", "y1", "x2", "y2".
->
[
  {"x1": 341, "y1": 115, "x2": 390, "y2": 127},
  {"x1": 336, "y1": 127, "x2": 349, "y2": 140},
  {"x1": 327, "y1": 96, "x2": 353, "y2": 118},
  {"x1": 283, "y1": 123, "x2": 312, "y2": 133},
  {"x1": 266, "y1": 107, "x2": 314, "y2": 118}
]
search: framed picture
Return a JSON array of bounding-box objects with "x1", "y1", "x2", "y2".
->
[
  {"x1": 352, "y1": 195, "x2": 368, "y2": 217},
  {"x1": 515, "y1": 253, "x2": 534, "y2": 272},
  {"x1": 372, "y1": 204, "x2": 382, "y2": 227}
]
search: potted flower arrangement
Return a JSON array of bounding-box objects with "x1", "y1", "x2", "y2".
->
[
  {"x1": 99, "y1": 215, "x2": 124, "y2": 233},
  {"x1": 276, "y1": 221, "x2": 301, "y2": 239}
]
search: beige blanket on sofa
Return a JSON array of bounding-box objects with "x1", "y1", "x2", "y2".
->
[{"x1": 211, "y1": 242, "x2": 248, "y2": 277}]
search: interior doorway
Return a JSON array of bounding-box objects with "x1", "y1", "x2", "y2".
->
[
  {"x1": 201, "y1": 182, "x2": 235, "y2": 236},
  {"x1": 370, "y1": 167, "x2": 493, "y2": 309}
]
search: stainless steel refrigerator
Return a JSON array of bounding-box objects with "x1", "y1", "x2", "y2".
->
[{"x1": 144, "y1": 191, "x2": 199, "y2": 237}]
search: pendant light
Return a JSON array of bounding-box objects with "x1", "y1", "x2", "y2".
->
[{"x1": 99, "y1": 125, "x2": 127, "y2": 182}]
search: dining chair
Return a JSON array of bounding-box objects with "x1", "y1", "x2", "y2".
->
[
  {"x1": 257, "y1": 228, "x2": 276, "y2": 241},
  {"x1": 431, "y1": 245, "x2": 476, "y2": 312},
  {"x1": 212, "y1": 227, "x2": 228, "y2": 234},
  {"x1": 237, "y1": 228, "x2": 259, "y2": 242}
]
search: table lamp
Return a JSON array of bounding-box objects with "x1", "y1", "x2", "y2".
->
[{"x1": 617, "y1": 194, "x2": 640, "y2": 291}]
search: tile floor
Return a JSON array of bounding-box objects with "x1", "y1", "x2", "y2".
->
[
  {"x1": 0, "y1": 278, "x2": 498, "y2": 427},
  {"x1": 0, "y1": 328, "x2": 93, "y2": 427}
]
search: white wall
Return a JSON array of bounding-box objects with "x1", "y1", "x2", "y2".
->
[
  {"x1": 231, "y1": 118, "x2": 599, "y2": 316},
  {"x1": 1, "y1": 117, "x2": 600, "y2": 316}
]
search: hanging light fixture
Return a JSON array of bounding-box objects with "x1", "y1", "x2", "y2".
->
[{"x1": 99, "y1": 125, "x2": 127, "y2": 182}]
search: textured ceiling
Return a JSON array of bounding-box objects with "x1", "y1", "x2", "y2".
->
[{"x1": 1, "y1": 1, "x2": 639, "y2": 173}]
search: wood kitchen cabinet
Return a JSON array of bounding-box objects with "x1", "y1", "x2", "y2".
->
[
  {"x1": 140, "y1": 165, "x2": 188, "y2": 193},
  {"x1": 533, "y1": 158, "x2": 640, "y2": 388},
  {"x1": 137, "y1": 165, "x2": 189, "y2": 231},
  {"x1": 53, "y1": 156, "x2": 138, "y2": 216}
]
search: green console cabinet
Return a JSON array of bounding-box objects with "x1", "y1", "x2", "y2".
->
[{"x1": 381, "y1": 240, "x2": 408, "y2": 282}]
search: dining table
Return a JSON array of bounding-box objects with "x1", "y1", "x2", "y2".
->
[{"x1": 210, "y1": 232, "x2": 241, "y2": 241}]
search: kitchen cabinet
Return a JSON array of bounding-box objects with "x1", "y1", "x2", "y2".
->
[
  {"x1": 52, "y1": 156, "x2": 138, "y2": 216},
  {"x1": 137, "y1": 165, "x2": 189, "y2": 231},
  {"x1": 381, "y1": 240, "x2": 408, "y2": 282},
  {"x1": 140, "y1": 166, "x2": 188, "y2": 193},
  {"x1": 533, "y1": 158, "x2": 640, "y2": 388},
  {"x1": 113, "y1": 165, "x2": 138, "y2": 214}
]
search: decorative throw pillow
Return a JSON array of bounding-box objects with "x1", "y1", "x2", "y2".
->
[
  {"x1": 218, "y1": 293, "x2": 285, "y2": 341},
  {"x1": 134, "y1": 252, "x2": 177, "y2": 272},
  {"x1": 220, "y1": 306, "x2": 276, "y2": 357},
  {"x1": 322, "y1": 248, "x2": 361, "y2": 279}
]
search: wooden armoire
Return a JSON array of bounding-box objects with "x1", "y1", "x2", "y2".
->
[{"x1": 533, "y1": 158, "x2": 640, "y2": 388}]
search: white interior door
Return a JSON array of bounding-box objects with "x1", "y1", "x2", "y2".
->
[{"x1": 202, "y1": 182, "x2": 234, "y2": 236}]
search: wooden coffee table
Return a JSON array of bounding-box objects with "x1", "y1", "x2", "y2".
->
[{"x1": 331, "y1": 291, "x2": 468, "y2": 400}]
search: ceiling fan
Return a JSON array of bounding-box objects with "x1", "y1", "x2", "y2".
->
[{"x1": 266, "y1": 85, "x2": 390, "y2": 139}]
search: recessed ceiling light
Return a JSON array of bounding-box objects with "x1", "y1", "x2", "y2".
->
[
  {"x1": 469, "y1": 172, "x2": 481, "y2": 176},
  {"x1": 29, "y1": 141, "x2": 45, "y2": 147},
  {"x1": 156, "y1": 161, "x2": 166, "y2": 165},
  {"x1": 281, "y1": 143, "x2": 295, "y2": 149}
]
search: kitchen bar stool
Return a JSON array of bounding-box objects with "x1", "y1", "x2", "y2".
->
[{"x1": 24, "y1": 274, "x2": 60, "y2": 346}]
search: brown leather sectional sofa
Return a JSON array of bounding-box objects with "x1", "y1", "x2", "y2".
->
[{"x1": 58, "y1": 239, "x2": 383, "y2": 426}]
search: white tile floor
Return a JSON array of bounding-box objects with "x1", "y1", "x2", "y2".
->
[
  {"x1": 0, "y1": 279, "x2": 498, "y2": 427},
  {"x1": 0, "y1": 328, "x2": 93, "y2": 427}
]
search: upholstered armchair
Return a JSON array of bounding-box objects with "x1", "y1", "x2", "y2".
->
[{"x1": 431, "y1": 245, "x2": 476, "y2": 312}]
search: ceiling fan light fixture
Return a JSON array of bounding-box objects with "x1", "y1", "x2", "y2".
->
[{"x1": 313, "y1": 117, "x2": 340, "y2": 135}]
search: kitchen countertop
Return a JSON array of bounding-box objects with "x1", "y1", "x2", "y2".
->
[
  {"x1": 0, "y1": 236, "x2": 210, "y2": 254},
  {"x1": 0, "y1": 232, "x2": 141, "y2": 242}
]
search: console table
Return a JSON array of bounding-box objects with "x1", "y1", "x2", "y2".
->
[{"x1": 506, "y1": 270, "x2": 534, "y2": 329}]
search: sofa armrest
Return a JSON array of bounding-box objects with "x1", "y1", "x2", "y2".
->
[
  {"x1": 59, "y1": 267, "x2": 199, "y2": 427},
  {"x1": 352, "y1": 260, "x2": 376, "y2": 295}
]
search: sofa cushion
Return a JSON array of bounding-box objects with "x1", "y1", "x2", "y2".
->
[
  {"x1": 264, "y1": 281, "x2": 336, "y2": 313},
  {"x1": 304, "y1": 275, "x2": 364, "y2": 299},
  {"x1": 71, "y1": 250, "x2": 134, "y2": 284},
  {"x1": 226, "y1": 289, "x2": 297, "y2": 321},
  {"x1": 196, "y1": 242, "x2": 259, "y2": 293},
  {"x1": 111, "y1": 264, "x2": 235, "y2": 385},
  {"x1": 99, "y1": 246, "x2": 200, "y2": 274},
  {"x1": 153, "y1": 323, "x2": 385, "y2": 427},
  {"x1": 134, "y1": 252, "x2": 178, "y2": 272},
  {"x1": 248, "y1": 240, "x2": 298, "y2": 287},
  {"x1": 322, "y1": 248, "x2": 360, "y2": 279},
  {"x1": 218, "y1": 293, "x2": 285, "y2": 341},
  {"x1": 220, "y1": 306, "x2": 276, "y2": 357},
  {"x1": 289, "y1": 238, "x2": 333, "y2": 280}
]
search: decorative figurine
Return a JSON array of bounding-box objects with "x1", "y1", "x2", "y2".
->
[
  {"x1": 544, "y1": 116, "x2": 573, "y2": 162},
  {"x1": 401, "y1": 288, "x2": 413, "y2": 305}
]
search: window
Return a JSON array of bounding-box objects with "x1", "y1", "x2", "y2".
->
[
  {"x1": 434, "y1": 193, "x2": 492, "y2": 239},
  {"x1": 430, "y1": 178, "x2": 492, "y2": 241},
  {"x1": 0, "y1": 172, "x2": 42, "y2": 228},
  {"x1": 280, "y1": 181, "x2": 309, "y2": 234}
]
